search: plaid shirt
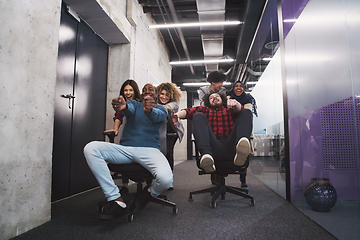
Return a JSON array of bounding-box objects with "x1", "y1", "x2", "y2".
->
[{"x1": 184, "y1": 106, "x2": 239, "y2": 138}]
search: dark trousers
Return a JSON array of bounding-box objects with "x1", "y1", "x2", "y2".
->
[
  {"x1": 192, "y1": 109, "x2": 253, "y2": 163},
  {"x1": 166, "y1": 135, "x2": 178, "y2": 170}
]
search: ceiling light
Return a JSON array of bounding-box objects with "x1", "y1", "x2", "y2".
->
[
  {"x1": 284, "y1": 19, "x2": 297, "y2": 23},
  {"x1": 149, "y1": 21, "x2": 243, "y2": 29},
  {"x1": 246, "y1": 82, "x2": 257, "y2": 84},
  {"x1": 262, "y1": 57, "x2": 272, "y2": 61},
  {"x1": 183, "y1": 82, "x2": 232, "y2": 87},
  {"x1": 170, "y1": 58, "x2": 235, "y2": 65}
]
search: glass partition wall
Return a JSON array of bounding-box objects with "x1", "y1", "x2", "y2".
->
[
  {"x1": 249, "y1": 0, "x2": 360, "y2": 239},
  {"x1": 282, "y1": 0, "x2": 360, "y2": 239},
  {"x1": 247, "y1": 0, "x2": 286, "y2": 198}
]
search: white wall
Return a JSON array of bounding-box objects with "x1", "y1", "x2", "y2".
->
[
  {"x1": 252, "y1": 51, "x2": 284, "y2": 134},
  {"x1": 0, "y1": 0, "x2": 61, "y2": 239}
]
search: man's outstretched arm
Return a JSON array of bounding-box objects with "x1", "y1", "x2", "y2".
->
[{"x1": 227, "y1": 99, "x2": 242, "y2": 113}]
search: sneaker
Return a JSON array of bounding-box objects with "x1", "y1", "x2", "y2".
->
[
  {"x1": 241, "y1": 184, "x2": 249, "y2": 191},
  {"x1": 234, "y1": 137, "x2": 250, "y2": 166},
  {"x1": 135, "y1": 190, "x2": 153, "y2": 211},
  {"x1": 200, "y1": 154, "x2": 216, "y2": 173},
  {"x1": 98, "y1": 201, "x2": 127, "y2": 220}
]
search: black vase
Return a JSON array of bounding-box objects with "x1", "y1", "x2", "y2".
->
[{"x1": 304, "y1": 178, "x2": 337, "y2": 212}]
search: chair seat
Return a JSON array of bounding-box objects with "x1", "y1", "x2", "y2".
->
[
  {"x1": 215, "y1": 161, "x2": 247, "y2": 170},
  {"x1": 108, "y1": 163, "x2": 149, "y2": 174},
  {"x1": 197, "y1": 160, "x2": 248, "y2": 176},
  {"x1": 108, "y1": 163, "x2": 153, "y2": 183}
]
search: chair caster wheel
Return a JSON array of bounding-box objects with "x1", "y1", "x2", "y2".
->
[
  {"x1": 172, "y1": 206, "x2": 179, "y2": 215},
  {"x1": 250, "y1": 199, "x2": 255, "y2": 206},
  {"x1": 126, "y1": 214, "x2": 134, "y2": 222},
  {"x1": 189, "y1": 195, "x2": 194, "y2": 202},
  {"x1": 210, "y1": 202, "x2": 217, "y2": 208}
]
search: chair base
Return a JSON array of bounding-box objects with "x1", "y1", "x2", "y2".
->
[
  {"x1": 99, "y1": 182, "x2": 178, "y2": 222},
  {"x1": 189, "y1": 178, "x2": 255, "y2": 208}
]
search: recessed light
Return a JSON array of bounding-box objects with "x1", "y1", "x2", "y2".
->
[
  {"x1": 149, "y1": 21, "x2": 243, "y2": 29},
  {"x1": 170, "y1": 59, "x2": 235, "y2": 65}
]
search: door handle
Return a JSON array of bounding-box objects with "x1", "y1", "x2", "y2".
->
[{"x1": 61, "y1": 94, "x2": 76, "y2": 109}]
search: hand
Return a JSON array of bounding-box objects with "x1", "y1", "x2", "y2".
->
[
  {"x1": 142, "y1": 94, "x2": 156, "y2": 113},
  {"x1": 227, "y1": 99, "x2": 242, "y2": 112},
  {"x1": 227, "y1": 99, "x2": 238, "y2": 109},
  {"x1": 164, "y1": 104, "x2": 172, "y2": 111},
  {"x1": 112, "y1": 96, "x2": 127, "y2": 112},
  {"x1": 171, "y1": 111, "x2": 179, "y2": 125},
  {"x1": 104, "y1": 129, "x2": 119, "y2": 136}
]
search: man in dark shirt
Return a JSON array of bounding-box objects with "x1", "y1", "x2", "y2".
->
[{"x1": 174, "y1": 92, "x2": 252, "y2": 172}]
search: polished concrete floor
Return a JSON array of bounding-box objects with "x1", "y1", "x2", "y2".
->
[{"x1": 250, "y1": 156, "x2": 360, "y2": 240}]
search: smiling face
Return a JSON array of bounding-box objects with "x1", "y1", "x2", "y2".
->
[
  {"x1": 123, "y1": 84, "x2": 135, "y2": 100},
  {"x1": 142, "y1": 84, "x2": 156, "y2": 96},
  {"x1": 141, "y1": 83, "x2": 156, "y2": 101},
  {"x1": 210, "y1": 81, "x2": 224, "y2": 92},
  {"x1": 159, "y1": 89, "x2": 170, "y2": 105},
  {"x1": 208, "y1": 93, "x2": 223, "y2": 108},
  {"x1": 234, "y1": 82, "x2": 244, "y2": 96}
]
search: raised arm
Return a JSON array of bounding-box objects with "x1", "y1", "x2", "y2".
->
[
  {"x1": 171, "y1": 109, "x2": 187, "y2": 126},
  {"x1": 227, "y1": 99, "x2": 242, "y2": 113},
  {"x1": 112, "y1": 96, "x2": 127, "y2": 112}
]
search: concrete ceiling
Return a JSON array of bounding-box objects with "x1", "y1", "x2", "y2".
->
[
  {"x1": 141, "y1": 0, "x2": 271, "y2": 91},
  {"x1": 63, "y1": 0, "x2": 279, "y2": 92},
  {"x1": 63, "y1": 0, "x2": 129, "y2": 45}
]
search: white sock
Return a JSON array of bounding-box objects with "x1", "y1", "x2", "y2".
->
[{"x1": 115, "y1": 201, "x2": 127, "y2": 208}]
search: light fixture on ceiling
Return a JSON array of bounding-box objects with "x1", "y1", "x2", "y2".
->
[
  {"x1": 149, "y1": 21, "x2": 243, "y2": 29},
  {"x1": 170, "y1": 58, "x2": 235, "y2": 65},
  {"x1": 262, "y1": 57, "x2": 272, "y2": 61},
  {"x1": 183, "y1": 82, "x2": 232, "y2": 87},
  {"x1": 246, "y1": 81, "x2": 258, "y2": 84},
  {"x1": 283, "y1": 19, "x2": 297, "y2": 23},
  {"x1": 264, "y1": 41, "x2": 279, "y2": 50}
]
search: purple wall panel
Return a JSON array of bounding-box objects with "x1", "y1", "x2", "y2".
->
[{"x1": 290, "y1": 97, "x2": 360, "y2": 200}]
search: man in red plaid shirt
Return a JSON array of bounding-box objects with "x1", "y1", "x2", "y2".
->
[{"x1": 174, "y1": 92, "x2": 252, "y2": 173}]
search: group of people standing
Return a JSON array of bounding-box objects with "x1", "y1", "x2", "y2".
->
[{"x1": 83, "y1": 71, "x2": 257, "y2": 220}]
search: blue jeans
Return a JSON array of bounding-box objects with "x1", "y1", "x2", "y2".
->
[{"x1": 84, "y1": 141, "x2": 173, "y2": 201}]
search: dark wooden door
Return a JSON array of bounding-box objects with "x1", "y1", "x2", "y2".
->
[{"x1": 52, "y1": 4, "x2": 108, "y2": 201}]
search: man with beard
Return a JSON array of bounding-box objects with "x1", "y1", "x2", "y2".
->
[
  {"x1": 84, "y1": 83, "x2": 172, "y2": 219},
  {"x1": 174, "y1": 92, "x2": 252, "y2": 173}
]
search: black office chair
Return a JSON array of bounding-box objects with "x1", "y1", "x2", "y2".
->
[
  {"x1": 189, "y1": 140, "x2": 255, "y2": 208},
  {"x1": 100, "y1": 114, "x2": 179, "y2": 222}
]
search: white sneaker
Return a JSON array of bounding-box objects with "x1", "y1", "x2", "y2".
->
[
  {"x1": 200, "y1": 154, "x2": 216, "y2": 173},
  {"x1": 234, "y1": 137, "x2": 250, "y2": 166}
]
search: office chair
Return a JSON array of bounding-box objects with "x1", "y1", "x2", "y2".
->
[
  {"x1": 189, "y1": 140, "x2": 255, "y2": 208},
  {"x1": 100, "y1": 114, "x2": 179, "y2": 222}
]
